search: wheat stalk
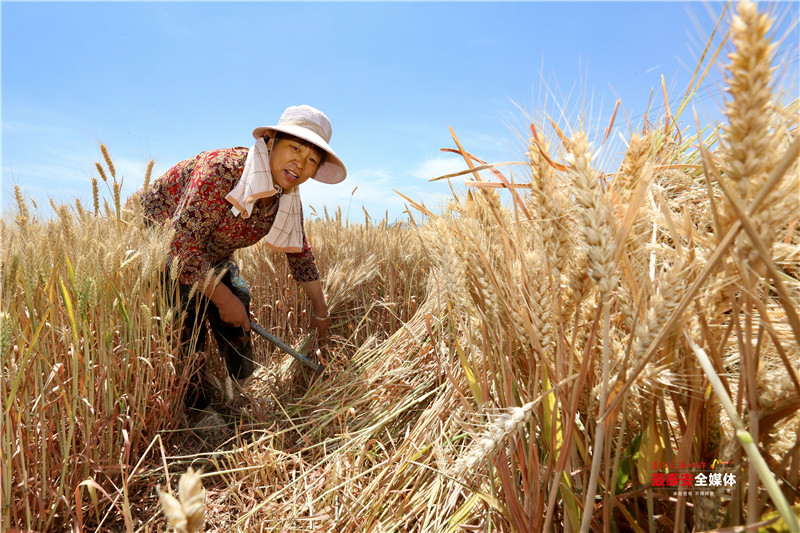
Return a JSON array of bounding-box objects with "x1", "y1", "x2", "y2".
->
[
  {"x1": 13, "y1": 185, "x2": 29, "y2": 231},
  {"x1": 719, "y1": 0, "x2": 783, "y2": 254},
  {"x1": 567, "y1": 132, "x2": 618, "y2": 295},
  {"x1": 157, "y1": 468, "x2": 205, "y2": 533}
]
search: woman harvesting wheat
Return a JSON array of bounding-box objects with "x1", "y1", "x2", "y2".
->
[{"x1": 132, "y1": 105, "x2": 346, "y2": 412}]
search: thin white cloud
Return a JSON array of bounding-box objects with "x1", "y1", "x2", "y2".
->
[
  {"x1": 409, "y1": 157, "x2": 468, "y2": 181},
  {"x1": 2, "y1": 140, "x2": 171, "y2": 214},
  {"x1": 2, "y1": 120, "x2": 79, "y2": 138},
  {"x1": 458, "y1": 132, "x2": 520, "y2": 159}
]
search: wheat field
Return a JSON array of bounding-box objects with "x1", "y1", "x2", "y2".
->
[{"x1": 2, "y1": 2, "x2": 799, "y2": 531}]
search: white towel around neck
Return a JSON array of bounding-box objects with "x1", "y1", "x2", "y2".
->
[{"x1": 224, "y1": 137, "x2": 304, "y2": 253}]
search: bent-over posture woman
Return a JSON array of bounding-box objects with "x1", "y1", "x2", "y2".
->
[{"x1": 133, "y1": 105, "x2": 346, "y2": 411}]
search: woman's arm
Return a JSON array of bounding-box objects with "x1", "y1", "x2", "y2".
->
[
  {"x1": 204, "y1": 282, "x2": 251, "y2": 332},
  {"x1": 301, "y1": 279, "x2": 331, "y2": 338}
]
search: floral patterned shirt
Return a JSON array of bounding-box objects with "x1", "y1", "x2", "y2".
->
[{"x1": 137, "y1": 147, "x2": 320, "y2": 286}]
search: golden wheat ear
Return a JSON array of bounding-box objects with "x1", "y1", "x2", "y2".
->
[{"x1": 157, "y1": 468, "x2": 206, "y2": 533}]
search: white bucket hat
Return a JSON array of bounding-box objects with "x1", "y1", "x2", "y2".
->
[{"x1": 253, "y1": 105, "x2": 347, "y2": 184}]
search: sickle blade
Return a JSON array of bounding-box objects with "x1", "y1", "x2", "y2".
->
[{"x1": 250, "y1": 321, "x2": 323, "y2": 374}]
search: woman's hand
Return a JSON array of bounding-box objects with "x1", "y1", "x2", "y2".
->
[
  {"x1": 309, "y1": 312, "x2": 332, "y2": 339},
  {"x1": 207, "y1": 282, "x2": 251, "y2": 332},
  {"x1": 218, "y1": 297, "x2": 251, "y2": 331}
]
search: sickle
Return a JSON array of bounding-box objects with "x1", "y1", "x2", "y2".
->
[{"x1": 250, "y1": 321, "x2": 323, "y2": 374}]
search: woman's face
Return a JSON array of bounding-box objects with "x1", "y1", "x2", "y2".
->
[{"x1": 269, "y1": 135, "x2": 324, "y2": 190}]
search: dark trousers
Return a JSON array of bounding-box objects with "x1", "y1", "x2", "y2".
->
[{"x1": 174, "y1": 261, "x2": 255, "y2": 409}]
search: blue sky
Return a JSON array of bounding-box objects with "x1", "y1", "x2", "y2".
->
[{"x1": 2, "y1": 1, "x2": 798, "y2": 223}]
